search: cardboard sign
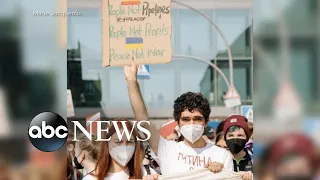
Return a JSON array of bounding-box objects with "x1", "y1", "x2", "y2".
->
[
  {"x1": 67, "y1": 89, "x2": 75, "y2": 117},
  {"x1": 102, "y1": 0, "x2": 173, "y2": 67}
]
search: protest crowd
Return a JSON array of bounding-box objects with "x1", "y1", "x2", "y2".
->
[{"x1": 66, "y1": 58, "x2": 255, "y2": 180}]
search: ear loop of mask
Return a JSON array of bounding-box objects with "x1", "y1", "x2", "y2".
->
[
  {"x1": 75, "y1": 151, "x2": 85, "y2": 164},
  {"x1": 174, "y1": 126, "x2": 182, "y2": 137}
]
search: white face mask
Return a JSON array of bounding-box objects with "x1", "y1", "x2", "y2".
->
[
  {"x1": 109, "y1": 145, "x2": 135, "y2": 166},
  {"x1": 180, "y1": 124, "x2": 204, "y2": 144}
]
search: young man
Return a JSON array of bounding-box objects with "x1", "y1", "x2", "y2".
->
[
  {"x1": 124, "y1": 58, "x2": 234, "y2": 177},
  {"x1": 223, "y1": 115, "x2": 253, "y2": 180}
]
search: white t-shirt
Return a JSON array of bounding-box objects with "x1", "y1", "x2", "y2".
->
[
  {"x1": 83, "y1": 166, "x2": 157, "y2": 180},
  {"x1": 158, "y1": 136, "x2": 234, "y2": 175}
]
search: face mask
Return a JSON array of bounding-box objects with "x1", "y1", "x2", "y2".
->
[
  {"x1": 276, "y1": 175, "x2": 313, "y2": 180},
  {"x1": 109, "y1": 145, "x2": 135, "y2": 166},
  {"x1": 226, "y1": 138, "x2": 247, "y2": 154},
  {"x1": 73, "y1": 152, "x2": 84, "y2": 169},
  {"x1": 180, "y1": 124, "x2": 204, "y2": 144}
]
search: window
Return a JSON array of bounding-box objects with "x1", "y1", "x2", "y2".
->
[
  {"x1": 215, "y1": 9, "x2": 251, "y2": 58},
  {"x1": 85, "y1": 82, "x2": 96, "y2": 95},
  {"x1": 179, "y1": 9, "x2": 214, "y2": 59}
]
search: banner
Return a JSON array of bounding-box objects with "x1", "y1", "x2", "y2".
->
[
  {"x1": 102, "y1": 0, "x2": 172, "y2": 67},
  {"x1": 158, "y1": 169, "x2": 242, "y2": 180}
]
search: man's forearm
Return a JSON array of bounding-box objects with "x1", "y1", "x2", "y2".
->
[{"x1": 126, "y1": 80, "x2": 148, "y2": 121}]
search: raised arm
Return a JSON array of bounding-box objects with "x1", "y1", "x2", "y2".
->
[{"x1": 124, "y1": 57, "x2": 160, "y2": 154}]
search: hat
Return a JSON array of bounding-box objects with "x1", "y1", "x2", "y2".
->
[
  {"x1": 223, "y1": 115, "x2": 250, "y2": 139},
  {"x1": 269, "y1": 133, "x2": 318, "y2": 169}
]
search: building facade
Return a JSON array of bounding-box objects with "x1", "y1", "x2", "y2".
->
[{"x1": 67, "y1": 0, "x2": 253, "y2": 120}]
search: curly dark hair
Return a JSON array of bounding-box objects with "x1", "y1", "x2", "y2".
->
[{"x1": 173, "y1": 92, "x2": 211, "y2": 122}]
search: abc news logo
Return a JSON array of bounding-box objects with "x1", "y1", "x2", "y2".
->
[
  {"x1": 28, "y1": 112, "x2": 151, "y2": 152},
  {"x1": 28, "y1": 112, "x2": 68, "y2": 152}
]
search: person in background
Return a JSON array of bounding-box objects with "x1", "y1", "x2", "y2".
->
[
  {"x1": 215, "y1": 132, "x2": 228, "y2": 150},
  {"x1": 257, "y1": 133, "x2": 319, "y2": 180},
  {"x1": 247, "y1": 122, "x2": 253, "y2": 139},
  {"x1": 74, "y1": 133, "x2": 100, "y2": 180},
  {"x1": 96, "y1": 119, "x2": 157, "y2": 180},
  {"x1": 165, "y1": 129, "x2": 179, "y2": 141},
  {"x1": 214, "y1": 120, "x2": 225, "y2": 137},
  {"x1": 245, "y1": 122, "x2": 253, "y2": 151},
  {"x1": 202, "y1": 135, "x2": 214, "y2": 144},
  {"x1": 223, "y1": 115, "x2": 253, "y2": 180}
]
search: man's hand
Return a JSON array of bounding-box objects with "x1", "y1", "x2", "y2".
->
[
  {"x1": 124, "y1": 57, "x2": 138, "y2": 81},
  {"x1": 238, "y1": 171, "x2": 253, "y2": 180},
  {"x1": 204, "y1": 162, "x2": 224, "y2": 173},
  {"x1": 142, "y1": 174, "x2": 159, "y2": 180}
]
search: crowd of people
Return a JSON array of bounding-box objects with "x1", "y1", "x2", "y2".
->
[
  {"x1": 66, "y1": 58, "x2": 319, "y2": 180},
  {"x1": 66, "y1": 58, "x2": 255, "y2": 180}
]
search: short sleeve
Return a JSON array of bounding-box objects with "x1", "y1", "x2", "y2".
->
[
  {"x1": 157, "y1": 136, "x2": 177, "y2": 164},
  {"x1": 157, "y1": 136, "x2": 167, "y2": 160}
]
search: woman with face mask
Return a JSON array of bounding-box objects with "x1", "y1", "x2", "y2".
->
[
  {"x1": 74, "y1": 133, "x2": 100, "y2": 180},
  {"x1": 223, "y1": 115, "x2": 253, "y2": 180},
  {"x1": 96, "y1": 119, "x2": 157, "y2": 180}
]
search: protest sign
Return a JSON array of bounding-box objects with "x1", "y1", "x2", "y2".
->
[{"x1": 102, "y1": 0, "x2": 172, "y2": 67}]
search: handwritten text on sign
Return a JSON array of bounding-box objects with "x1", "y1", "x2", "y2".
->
[
  {"x1": 177, "y1": 152, "x2": 213, "y2": 168},
  {"x1": 107, "y1": 0, "x2": 172, "y2": 65}
]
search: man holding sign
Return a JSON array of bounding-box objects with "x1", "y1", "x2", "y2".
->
[{"x1": 123, "y1": 58, "x2": 249, "y2": 179}]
